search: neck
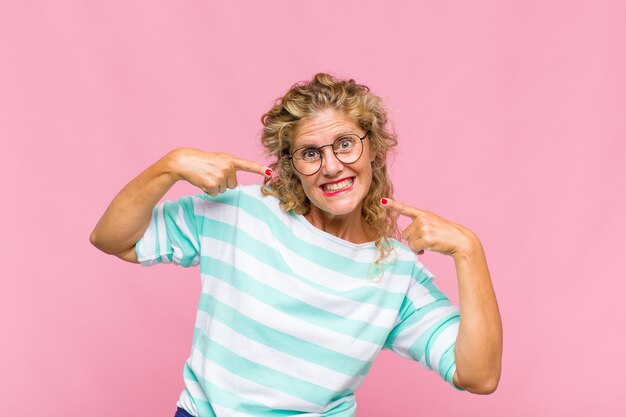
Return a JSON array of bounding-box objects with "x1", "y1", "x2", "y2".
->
[{"x1": 305, "y1": 206, "x2": 376, "y2": 244}]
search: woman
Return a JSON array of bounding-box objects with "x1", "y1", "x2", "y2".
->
[{"x1": 90, "y1": 73, "x2": 502, "y2": 417}]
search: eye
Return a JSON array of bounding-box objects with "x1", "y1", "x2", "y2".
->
[
  {"x1": 300, "y1": 148, "x2": 320, "y2": 161},
  {"x1": 335, "y1": 136, "x2": 356, "y2": 152}
]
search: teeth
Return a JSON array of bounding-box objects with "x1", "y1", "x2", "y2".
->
[{"x1": 322, "y1": 178, "x2": 354, "y2": 192}]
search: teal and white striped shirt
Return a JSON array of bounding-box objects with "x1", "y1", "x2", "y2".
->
[{"x1": 136, "y1": 184, "x2": 463, "y2": 417}]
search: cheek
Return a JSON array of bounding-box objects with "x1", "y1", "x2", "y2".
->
[
  {"x1": 361, "y1": 162, "x2": 373, "y2": 183},
  {"x1": 296, "y1": 176, "x2": 317, "y2": 200}
]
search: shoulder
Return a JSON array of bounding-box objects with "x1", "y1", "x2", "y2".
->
[
  {"x1": 236, "y1": 183, "x2": 276, "y2": 203},
  {"x1": 238, "y1": 183, "x2": 268, "y2": 199},
  {"x1": 239, "y1": 183, "x2": 284, "y2": 211},
  {"x1": 190, "y1": 184, "x2": 287, "y2": 224},
  {"x1": 384, "y1": 238, "x2": 417, "y2": 262},
  {"x1": 188, "y1": 184, "x2": 273, "y2": 207},
  {"x1": 383, "y1": 238, "x2": 434, "y2": 281}
]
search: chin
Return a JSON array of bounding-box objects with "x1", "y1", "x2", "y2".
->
[
  {"x1": 304, "y1": 177, "x2": 372, "y2": 218},
  {"x1": 320, "y1": 204, "x2": 359, "y2": 217},
  {"x1": 312, "y1": 194, "x2": 365, "y2": 218}
]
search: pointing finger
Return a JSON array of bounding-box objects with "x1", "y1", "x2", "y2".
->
[
  {"x1": 232, "y1": 156, "x2": 272, "y2": 177},
  {"x1": 380, "y1": 197, "x2": 425, "y2": 220}
]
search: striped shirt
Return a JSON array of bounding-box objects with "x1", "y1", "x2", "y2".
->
[{"x1": 136, "y1": 184, "x2": 463, "y2": 417}]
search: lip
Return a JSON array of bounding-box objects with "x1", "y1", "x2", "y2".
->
[{"x1": 319, "y1": 176, "x2": 355, "y2": 196}]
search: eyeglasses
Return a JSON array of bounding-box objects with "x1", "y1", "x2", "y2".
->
[{"x1": 288, "y1": 133, "x2": 368, "y2": 176}]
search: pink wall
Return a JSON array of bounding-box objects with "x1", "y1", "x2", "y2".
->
[{"x1": 2, "y1": 1, "x2": 624, "y2": 416}]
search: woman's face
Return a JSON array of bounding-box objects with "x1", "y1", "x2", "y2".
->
[{"x1": 291, "y1": 108, "x2": 375, "y2": 220}]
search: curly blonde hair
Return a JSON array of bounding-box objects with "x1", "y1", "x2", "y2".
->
[{"x1": 260, "y1": 73, "x2": 400, "y2": 281}]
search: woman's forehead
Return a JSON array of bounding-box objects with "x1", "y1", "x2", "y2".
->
[{"x1": 293, "y1": 109, "x2": 361, "y2": 147}]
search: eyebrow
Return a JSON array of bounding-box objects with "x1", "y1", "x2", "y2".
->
[{"x1": 294, "y1": 131, "x2": 360, "y2": 149}]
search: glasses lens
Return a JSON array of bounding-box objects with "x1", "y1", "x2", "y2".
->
[
  {"x1": 333, "y1": 134, "x2": 363, "y2": 164},
  {"x1": 292, "y1": 147, "x2": 322, "y2": 175}
]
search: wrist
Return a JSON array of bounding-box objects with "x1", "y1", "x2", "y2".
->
[
  {"x1": 452, "y1": 229, "x2": 483, "y2": 262},
  {"x1": 161, "y1": 148, "x2": 186, "y2": 183}
]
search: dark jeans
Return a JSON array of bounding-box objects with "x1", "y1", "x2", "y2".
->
[{"x1": 174, "y1": 407, "x2": 195, "y2": 417}]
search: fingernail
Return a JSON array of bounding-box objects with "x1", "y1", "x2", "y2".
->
[
  {"x1": 380, "y1": 198, "x2": 388, "y2": 205},
  {"x1": 265, "y1": 168, "x2": 273, "y2": 177}
]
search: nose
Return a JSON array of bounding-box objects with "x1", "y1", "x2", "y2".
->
[{"x1": 320, "y1": 147, "x2": 344, "y2": 177}]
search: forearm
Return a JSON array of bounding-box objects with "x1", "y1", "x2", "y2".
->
[
  {"x1": 90, "y1": 151, "x2": 180, "y2": 254},
  {"x1": 452, "y1": 233, "x2": 503, "y2": 393}
]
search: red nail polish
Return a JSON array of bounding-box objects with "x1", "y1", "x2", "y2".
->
[
  {"x1": 380, "y1": 198, "x2": 388, "y2": 205},
  {"x1": 265, "y1": 169, "x2": 273, "y2": 176}
]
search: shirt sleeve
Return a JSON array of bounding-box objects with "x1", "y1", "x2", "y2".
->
[
  {"x1": 135, "y1": 194, "x2": 203, "y2": 268},
  {"x1": 383, "y1": 261, "x2": 465, "y2": 391}
]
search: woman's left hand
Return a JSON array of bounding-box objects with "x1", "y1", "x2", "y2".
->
[
  {"x1": 381, "y1": 198, "x2": 478, "y2": 258},
  {"x1": 382, "y1": 198, "x2": 502, "y2": 393}
]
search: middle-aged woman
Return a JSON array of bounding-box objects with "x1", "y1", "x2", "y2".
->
[{"x1": 90, "y1": 73, "x2": 502, "y2": 417}]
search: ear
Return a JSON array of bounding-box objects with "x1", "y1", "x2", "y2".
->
[{"x1": 368, "y1": 142, "x2": 379, "y2": 164}]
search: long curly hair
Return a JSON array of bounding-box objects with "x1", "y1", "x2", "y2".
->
[{"x1": 260, "y1": 73, "x2": 400, "y2": 281}]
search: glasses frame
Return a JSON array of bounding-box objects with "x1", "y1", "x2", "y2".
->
[{"x1": 288, "y1": 133, "x2": 368, "y2": 176}]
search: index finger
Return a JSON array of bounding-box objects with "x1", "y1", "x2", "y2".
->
[
  {"x1": 232, "y1": 156, "x2": 272, "y2": 177},
  {"x1": 381, "y1": 198, "x2": 425, "y2": 220}
]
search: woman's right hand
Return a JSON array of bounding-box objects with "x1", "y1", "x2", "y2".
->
[
  {"x1": 168, "y1": 147, "x2": 272, "y2": 196},
  {"x1": 90, "y1": 147, "x2": 272, "y2": 258}
]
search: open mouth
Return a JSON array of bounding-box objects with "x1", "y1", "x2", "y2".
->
[{"x1": 320, "y1": 177, "x2": 355, "y2": 195}]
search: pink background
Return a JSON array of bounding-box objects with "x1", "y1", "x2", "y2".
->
[{"x1": 1, "y1": 1, "x2": 624, "y2": 416}]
